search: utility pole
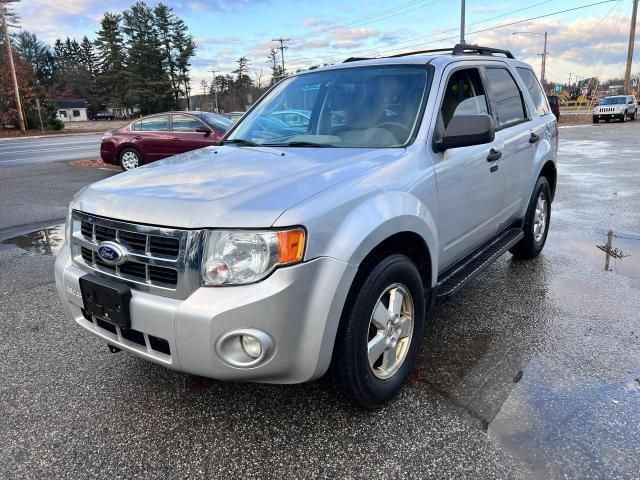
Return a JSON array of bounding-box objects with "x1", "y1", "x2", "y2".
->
[
  {"x1": 604, "y1": 230, "x2": 613, "y2": 271},
  {"x1": 0, "y1": 0, "x2": 26, "y2": 134},
  {"x1": 624, "y1": 0, "x2": 638, "y2": 94},
  {"x1": 209, "y1": 68, "x2": 219, "y2": 113},
  {"x1": 460, "y1": 0, "x2": 466, "y2": 44},
  {"x1": 540, "y1": 32, "x2": 548, "y2": 86},
  {"x1": 272, "y1": 38, "x2": 290, "y2": 75}
]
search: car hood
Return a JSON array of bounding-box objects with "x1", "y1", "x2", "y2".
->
[{"x1": 74, "y1": 145, "x2": 399, "y2": 228}]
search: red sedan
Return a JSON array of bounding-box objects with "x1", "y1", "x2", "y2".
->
[{"x1": 100, "y1": 111, "x2": 233, "y2": 171}]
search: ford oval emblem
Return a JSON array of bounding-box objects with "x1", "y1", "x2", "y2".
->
[{"x1": 97, "y1": 241, "x2": 127, "y2": 266}]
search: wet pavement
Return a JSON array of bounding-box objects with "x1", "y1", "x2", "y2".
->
[{"x1": 1, "y1": 122, "x2": 639, "y2": 479}]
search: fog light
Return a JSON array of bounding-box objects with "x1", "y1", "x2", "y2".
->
[{"x1": 241, "y1": 335, "x2": 262, "y2": 359}]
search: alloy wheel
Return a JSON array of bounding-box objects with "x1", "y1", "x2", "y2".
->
[
  {"x1": 367, "y1": 284, "x2": 414, "y2": 380},
  {"x1": 533, "y1": 192, "x2": 548, "y2": 243}
]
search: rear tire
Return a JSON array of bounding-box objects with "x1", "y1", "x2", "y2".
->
[
  {"x1": 332, "y1": 254, "x2": 425, "y2": 409},
  {"x1": 510, "y1": 176, "x2": 551, "y2": 259},
  {"x1": 119, "y1": 148, "x2": 143, "y2": 171}
]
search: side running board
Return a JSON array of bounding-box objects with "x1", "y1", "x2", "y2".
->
[{"x1": 436, "y1": 227, "x2": 524, "y2": 302}]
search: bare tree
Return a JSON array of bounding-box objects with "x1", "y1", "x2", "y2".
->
[{"x1": 253, "y1": 68, "x2": 265, "y2": 89}]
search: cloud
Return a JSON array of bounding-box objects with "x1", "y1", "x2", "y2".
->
[{"x1": 470, "y1": 3, "x2": 511, "y2": 15}]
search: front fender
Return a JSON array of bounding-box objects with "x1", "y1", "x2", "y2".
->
[{"x1": 302, "y1": 191, "x2": 438, "y2": 287}]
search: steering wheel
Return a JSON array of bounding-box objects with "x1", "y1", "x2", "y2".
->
[{"x1": 378, "y1": 121, "x2": 411, "y2": 141}]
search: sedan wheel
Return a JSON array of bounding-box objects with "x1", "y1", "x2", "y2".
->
[{"x1": 119, "y1": 149, "x2": 141, "y2": 171}]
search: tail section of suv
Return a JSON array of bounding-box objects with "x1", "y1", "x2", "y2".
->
[{"x1": 55, "y1": 44, "x2": 557, "y2": 408}]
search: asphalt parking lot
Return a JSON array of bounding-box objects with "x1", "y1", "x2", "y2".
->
[{"x1": 1, "y1": 122, "x2": 639, "y2": 479}]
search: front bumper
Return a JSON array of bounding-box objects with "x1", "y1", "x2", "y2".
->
[
  {"x1": 55, "y1": 244, "x2": 356, "y2": 383},
  {"x1": 593, "y1": 111, "x2": 625, "y2": 120}
]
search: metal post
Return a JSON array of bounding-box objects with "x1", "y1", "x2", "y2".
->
[
  {"x1": 604, "y1": 230, "x2": 613, "y2": 271},
  {"x1": 460, "y1": 0, "x2": 466, "y2": 44},
  {"x1": 35, "y1": 98, "x2": 44, "y2": 134},
  {"x1": 624, "y1": 0, "x2": 638, "y2": 94},
  {"x1": 541, "y1": 31, "x2": 548, "y2": 86},
  {"x1": 0, "y1": 3, "x2": 26, "y2": 134}
]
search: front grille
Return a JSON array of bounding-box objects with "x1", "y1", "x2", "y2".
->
[{"x1": 71, "y1": 211, "x2": 205, "y2": 299}]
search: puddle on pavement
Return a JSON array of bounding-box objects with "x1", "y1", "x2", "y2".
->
[
  {"x1": 407, "y1": 235, "x2": 640, "y2": 478},
  {"x1": 1, "y1": 224, "x2": 65, "y2": 256},
  {"x1": 557, "y1": 233, "x2": 640, "y2": 281}
]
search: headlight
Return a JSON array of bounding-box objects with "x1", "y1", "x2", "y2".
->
[{"x1": 201, "y1": 228, "x2": 306, "y2": 286}]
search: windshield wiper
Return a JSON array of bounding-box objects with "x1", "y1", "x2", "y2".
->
[
  {"x1": 222, "y1": 138, "x2": 260, "y2": 147},
  {"x1": 263, "y1": 141, "x2": 333, "y2": 148}
]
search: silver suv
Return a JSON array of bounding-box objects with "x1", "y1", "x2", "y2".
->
[
  {"x1": 55, "y1": 44, "x2": 558, "y2": 408},
  {"x1": 593, "y1": 95, "x2": 637, "y2": 123}
]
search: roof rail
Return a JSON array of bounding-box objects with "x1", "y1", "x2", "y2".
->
[
  {"x1": 343, "y1": 57, "x2": 374, "y2": 63},
  {"x1": 385, "y1": 47, "x2": 454, "y2": 58},
  {"x1": 342, "y1": 44, "x2": 514, "y2": 64},
  {"x1": 451, "y1": 44, "x2": 514, "y2": 59}
]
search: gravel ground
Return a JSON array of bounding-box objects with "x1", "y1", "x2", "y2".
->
[{"x1": 1, "y1": 122, "x2": 639, "y2": 479}]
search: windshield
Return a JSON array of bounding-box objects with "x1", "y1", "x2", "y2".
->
[
  {"x1": 227, "y1": 65, "x2": 432, "y2": 148},
  {"x1": 601, "y1": 97, "x2": 626, "y2": 105},
  {"x1": 200, "y1": 112, "x2": 233, "y2": 130}
]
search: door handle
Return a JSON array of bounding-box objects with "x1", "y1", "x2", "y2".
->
[
  {"x1": 529, "y1": 132, "x2": 540, "y2": 144},
  {"x1": 171, "y1": 137, "x2": 181, "y2": 141},
  {"x1": 487, "y1": 148, "x2": 502, "y2": 162},
  {"x1": 133, "y1": 135, "x2": 143, "y2": 140}
]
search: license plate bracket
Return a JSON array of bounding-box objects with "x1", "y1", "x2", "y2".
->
[{"x1": 79, "y1": 275, "x2": 132, "y2": 329}]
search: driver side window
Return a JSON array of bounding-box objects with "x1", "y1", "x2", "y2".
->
[{"x1": 440, "y1": 68, "x2": 489, "y2": 130}]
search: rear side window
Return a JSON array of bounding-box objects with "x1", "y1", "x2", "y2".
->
[
  {"x1": 139, "y1": 116, "x2": 169, "y2": 131},
  {"x1": 516, "y1": 67, "x2": 550, "y2": 115},
  {"x1": 484, "y1": 68, "x2": 527, "y2": 127},
  {"x1": 172, "y1": 114, "x2": 206, "y2": 132}
]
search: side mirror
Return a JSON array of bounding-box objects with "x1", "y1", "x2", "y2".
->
[
  {"x1": 196, "y1": 126, "x2": 211, "y2": 135},
  {"x1": 435, "y1": 114, "x2": 495, "y2": 152}
]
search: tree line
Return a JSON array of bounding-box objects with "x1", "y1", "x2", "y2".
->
[{"x1": 1, "y1": 1, "x2": 196, "y2": 130}]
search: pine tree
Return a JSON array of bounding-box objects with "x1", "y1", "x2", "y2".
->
[
  {"x1": 122, "y1": 2, "x2": 174, "y2": 113},
  {"x1": 95, "y1": 12, "x2": 127, "y2": 108}
]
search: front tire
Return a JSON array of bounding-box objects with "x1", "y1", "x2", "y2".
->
[
  {"x1": 592, "y1": 117, "x2": 599, "y2": 124},
  {"x1": 119, "y1": 148, "x2": 143, "y2": 171},
  {"x1": 332, "y1": 254, "x2": 425, "y2": 409},
  {"x1": 510, "y1": 176, "x2": 551, "y2": 259}
]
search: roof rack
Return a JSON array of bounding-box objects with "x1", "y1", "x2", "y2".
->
[
  {"x1": 451, "y1": 44, "x2": 514, "y2": 59},
  {"x1": 342, "y1": 44, "x2": 515, "y2": 64}
]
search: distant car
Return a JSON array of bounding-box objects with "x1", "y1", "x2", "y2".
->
[
  {"x1": 593, "y1": 95, "x2": 637, "y2": 123},
  {"x1": 90, "y1": 112, "x2": 115, "y2": 121},
  {"x1": 100, "y1": 111, "x2": 233, "y2": 171},
  {"x1": 269, "y1": 110, "x2": 311, "y2": 128},
  {"x1": 223, "y1": 111, "x2": 246, "y2": 123},
  {"x1": 547, "y1": 95, "x2": 560, "y2": 121}
]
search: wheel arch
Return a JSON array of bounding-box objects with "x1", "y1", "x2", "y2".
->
[{"x1": 539, "y1": 160, "x2": 557, "y2": 201}]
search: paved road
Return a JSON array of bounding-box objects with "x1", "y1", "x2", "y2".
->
[
  {"x1": 0, "y1": 133, "x2": 102, "y2": 168},
  {"x1": 1, "y1": 122, "x2": 639, "y2": 479},
  {"x1": 0, "y1": 160, "x2": 116, "y2": 239}
]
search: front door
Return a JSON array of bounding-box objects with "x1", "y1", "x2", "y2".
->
[
  {"x1": 170, "y1": 114, "x2": 217, "y2": 155},
  {"x1": 433, "y1": 66, "x2": 505, "y2": 270}
]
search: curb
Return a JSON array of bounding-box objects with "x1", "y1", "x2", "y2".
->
[{"x1": 0, "y1": 132, "x2": 104, "y2": 142}]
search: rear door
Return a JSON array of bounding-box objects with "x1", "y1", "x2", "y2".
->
[
  {"x1": 433, "y1": 65, "x2": 506, "y2": 270},
  {"x1": 170, "y1": 114, "x2": 216, "y2": 154},
  {"x1": 483, "y1": 66, "x2": 537, "y2": 223},
  {"x1": 131, "y1": 115, "x2": 171, "y2": 161}
]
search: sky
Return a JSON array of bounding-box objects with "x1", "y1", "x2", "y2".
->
[{"x1": 11, "y1": 0, "x2": 639, "y2": 89}]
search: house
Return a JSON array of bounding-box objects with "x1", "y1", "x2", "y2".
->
[
  {"x1": 106, "y1": 105, "x2": 140, "y2": 118},
  {"x1": 54, "y1": 99, "x2": 88, "y2": 122}
]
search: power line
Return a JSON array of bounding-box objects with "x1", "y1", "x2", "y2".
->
[
  {"x1": 364, "y1": 0, "x2": 619, "y2": 58},
  {"x1": 287, "y1": 0, "x2": 556, "y2": 65}
]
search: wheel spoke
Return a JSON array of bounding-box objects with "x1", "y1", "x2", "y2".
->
[
  {"x1": 381, "y1": 347, "x2": 397, "y2": 372},
  {"x1": 398, "y1": 316, "x2": 411, "y2": 338},
  {"x1": 371, "y1": 302, "x2": 391, "y2": 329},
  {"x1": 367, "y1": 334, "x2": 387, "y2": 369},
  {"x1": 388, "y1": 287, "x2": 403, "y2": 316}
]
